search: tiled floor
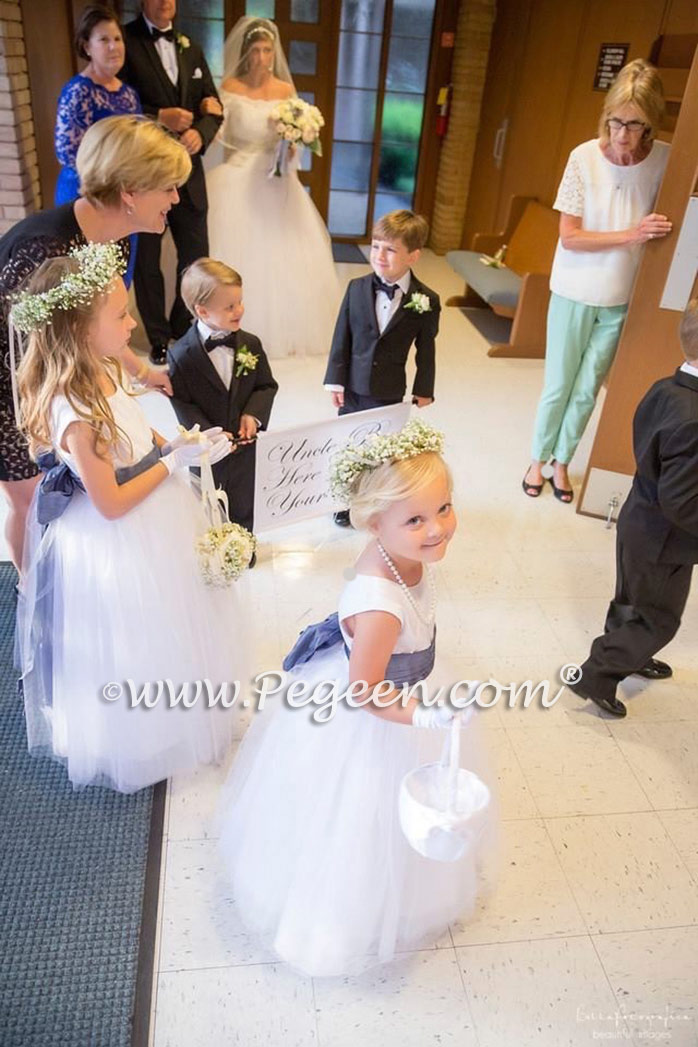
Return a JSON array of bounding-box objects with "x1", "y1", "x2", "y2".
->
[{"x1": 6, "y1": 252, "x2": 696, "y2": 1045}]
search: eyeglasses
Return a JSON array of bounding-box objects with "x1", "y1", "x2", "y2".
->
[{"x1": 607, "y1": 118, "x2": 647, "y2": 134}]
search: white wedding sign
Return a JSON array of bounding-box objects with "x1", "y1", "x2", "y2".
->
[{"x1": 254, "y1": 402, "x2": 411, "y2": 532}]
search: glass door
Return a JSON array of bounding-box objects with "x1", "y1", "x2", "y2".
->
[
  {"x1": 129, "y1": 0, "x2": 440, "y2": 237},
  {"x1": 328, "y1": 0, "x2": 437, "y2": 239}
]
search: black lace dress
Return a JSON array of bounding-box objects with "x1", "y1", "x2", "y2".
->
[{"x1": 0, "y1": 204, "x2": 129, "y2": 481}]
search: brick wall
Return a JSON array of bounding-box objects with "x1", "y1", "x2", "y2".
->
[
  {"x1": 431, "y1": 0, "x2": 495, "y2": 253},
  {"x1": 0, "y1": 0, "x2": 40, "y2": 236}
]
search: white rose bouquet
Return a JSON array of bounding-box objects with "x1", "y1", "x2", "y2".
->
[{"x1": 268, "y1": 97, "x2": 325, "y2": 177}]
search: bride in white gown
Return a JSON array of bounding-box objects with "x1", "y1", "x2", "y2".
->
[{"x1": 206, "y1": 17, "x2": 341, "y2": 360}]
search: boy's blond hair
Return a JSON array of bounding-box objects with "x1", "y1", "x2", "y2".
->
[
  {"x1": 372, "y1": 210, "x2": 429, "y2": 253},
  {"x1": 180, "y1": 257, "x2": 243, "y2": 316}
]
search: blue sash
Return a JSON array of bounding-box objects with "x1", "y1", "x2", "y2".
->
[
  {"x1": 282, "y1": 611, "x2": 436, "y2": 688},
  {"x1": 36, "y1": 443, "x2": 162, "y2": 526}
]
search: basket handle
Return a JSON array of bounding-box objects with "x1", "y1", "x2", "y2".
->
[{"x1": 445, "y1": 714, "x2": 461, "y2": 813}]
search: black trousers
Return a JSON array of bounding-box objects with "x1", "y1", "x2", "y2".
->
[
  {"x1": 578, "y1": 533, "x2": 693, "y2": 700},
  {"x1": 134, "y1": 195, "x2": 209, "y2": 347},
  {"x1": 212, "y1": 443, "x2": 256, "y2": 533},
  {"x1": 338, "y1": 389, "x2": 402, "y2": 416}
]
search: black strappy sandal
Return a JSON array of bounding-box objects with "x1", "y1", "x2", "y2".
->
[{"x1": 522, "y1": 468, "x2": 544, "y2": 498}]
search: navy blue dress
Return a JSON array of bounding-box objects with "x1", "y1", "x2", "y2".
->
[{"x1": 54, "y1": 75, "x2": 141, "y2": 287}]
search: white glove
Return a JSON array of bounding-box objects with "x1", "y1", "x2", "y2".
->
[
  {"x1": 161, "y1": 426, "x2": 223, "y2": 455},
  {"x1": 205, "y1": 434, "x2": 233, "y2": 466},
  {"x1": 161, "y1": 439, "x2": 215, "y2": 474},
  {"x1": 412, "y1": 704, "x2": 475, "y2": 729}
]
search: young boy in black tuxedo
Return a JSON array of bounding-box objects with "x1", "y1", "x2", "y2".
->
[
  {"x1": 168, "y1": 259, "x2": 278, "y2": 548},
  {"x1": 568, "y1": 299, "x2": 698, "y2": 717},
  {"x1": 324, "y1": 210, "x2": 440, "y2": 525}
]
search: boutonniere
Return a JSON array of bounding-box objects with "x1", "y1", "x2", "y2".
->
[
  {"x1": 404, "y1": 292, "x2": 432, "y2": 314},
  {"x1": 177, "y1": 33, "x2": 190, "y2": 50},
  {"x1": 235, "y1": 345, "x2": 259, "y2": 378}
]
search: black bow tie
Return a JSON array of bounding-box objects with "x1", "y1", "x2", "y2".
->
[
  {"x1": 205, "y1": 332, "x2": 237, "y2": 353},
  {"x1": 151, "y1": 27, "x2": 175, "y2": 42},
  {"x1": 372, "y1": 274, "x2": 400, "y2": 300}
]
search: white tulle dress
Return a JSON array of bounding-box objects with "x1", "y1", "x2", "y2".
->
[
  {"x1": 17, "y1": 376, "x2": 248, "y2": 793},
  {"x1": 218, "y1": 572, "x2": 493, "y2": 977},
  {"x1": 206, "y1": 92, "x2": 341, "y2": 359}
]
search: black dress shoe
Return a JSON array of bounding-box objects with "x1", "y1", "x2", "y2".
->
[
  {"x1": 333, "y1": 510, "x2": 351, "y2": 527},
  {"x1": 148, "y1": 343, "x2": 168, "y2": 366},
  {"x1": 567, "y1": 680, "x2": 627, "y2": 717},
  {"x1": 633, "y1": 658, "x2": 672, "y2": 680}
]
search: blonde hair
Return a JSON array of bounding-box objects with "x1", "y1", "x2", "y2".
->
[
  {"x1": 679, "y1": 299, "x2": 698, "y2": 361},
  {"x1": 76, "y1": 115, "x2": 192, "y2": 207},
  {"x1": 372, "y1": 210, "x2": 429, "y2": 253},
  {"x1": 180, "y1": 257, "x2": 243, "y2": 316},
  {"x1": 17, "y1": 256, "x2": 127, "y2": 461},
  {"x1": 598, "y1": 59, "x2": 665, "y2": 145},
  {"x1": 349, "y1": 452, "x2": 451, "y2": 531}
]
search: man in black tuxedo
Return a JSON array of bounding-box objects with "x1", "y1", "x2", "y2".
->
[
  {"x1": 569, "y1": 299, "x2": 698, "y2": 717},
  {"x1": 324, "y1": 210, "x2": 440, "y2": 525},
  {"x1": 168, "y1": 260, "x2": 278, "y2": 536},
  {"x1": 122, "y1": 0, "x2": 223, "y2": 364}
]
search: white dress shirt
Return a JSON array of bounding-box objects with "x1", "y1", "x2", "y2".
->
[
  {"x1": 143, "y1": 13, "x2": 178, "y2": 86},
  {"x1": 374, "y1": 269, "x2": 411, "y2": 334},
  {"x1": 680, "y1": 361, "x2": 698, "y2": 379},
  {"x1": 198, "y1": 320, "x2": 235, "y2": 390}
]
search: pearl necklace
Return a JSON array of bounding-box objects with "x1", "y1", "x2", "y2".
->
[{"x1": 376, "y1": 540, "x2": 436, "y2": 628}]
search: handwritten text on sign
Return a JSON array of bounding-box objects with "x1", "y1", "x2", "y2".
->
[{"x1": 254, "y1": 402, "x2": 411, "y2": 532}]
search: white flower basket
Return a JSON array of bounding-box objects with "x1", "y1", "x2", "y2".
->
[{"x1": 399, "y1": 716, "x2": 490, "y2": 862}]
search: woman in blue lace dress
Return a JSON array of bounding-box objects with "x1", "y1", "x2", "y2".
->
[{"x1": 54, "y1": 5, "x2": 141, "y2": 208}]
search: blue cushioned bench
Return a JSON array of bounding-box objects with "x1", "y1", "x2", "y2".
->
[{"x1": 446, "y1": 195, "x2": 559, "y2": 358}]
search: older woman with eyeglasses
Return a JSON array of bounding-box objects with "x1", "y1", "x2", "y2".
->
[{"x1": 523, "y1": 59, "x2": 672, "y2": 503}]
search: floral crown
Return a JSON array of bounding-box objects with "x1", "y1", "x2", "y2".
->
[
  {"x1": 330, "y1": 418, "x2": 445, "y2": 503},
  {"x1": 10, "y1": 241, "x2": 126, "y2": 334}
]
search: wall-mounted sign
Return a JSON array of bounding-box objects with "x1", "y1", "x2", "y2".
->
[{"x1": 594, "y1": 44, "x2": 629, "y2": 91}]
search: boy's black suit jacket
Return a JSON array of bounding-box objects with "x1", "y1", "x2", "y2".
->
[
  {"x1": 323, "y1": 272, "x2": 440, "y2": 400},
  {"x1": 619, "y1": 366, "x2": 698, "y2": 564},
  {"x1": 168, "y1": 324, "x2": 278, "y2": 437},
  {"x1": 121, "y1": 15, "x2": 222, "y2": 212}
]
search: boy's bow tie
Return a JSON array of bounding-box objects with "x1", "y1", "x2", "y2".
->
[
  {"x1": 205, "y1": 332, "x2": 237, "y2": 352},
  {"x1": 372, "y1": 274, "x2": 400, "y2": 300}
]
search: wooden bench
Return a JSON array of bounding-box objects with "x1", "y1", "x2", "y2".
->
[{"x1": 446, "y1": 195, "x2": 560, "y2": 358}]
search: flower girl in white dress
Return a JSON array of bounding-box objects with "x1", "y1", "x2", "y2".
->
[
  {"x1": 218, "y1": 421, "x2": 494, "y2": 976},
  {"x1": 14, "y1": 244, "x2": 248, "y2": 792}
]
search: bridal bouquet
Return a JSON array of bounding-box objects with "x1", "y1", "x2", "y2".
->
[{"x1": 268, "y1": 97, "x2": 324, "y2": 177}]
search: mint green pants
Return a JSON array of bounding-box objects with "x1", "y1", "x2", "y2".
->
[{"x1": 531, "y1": 293, "x2": 627, "y2": 465}]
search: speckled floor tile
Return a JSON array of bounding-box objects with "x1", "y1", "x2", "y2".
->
[
  {"x1": 546, "y1": 812, "x2": 698, "y2": 933},
  {"x1": 154, "y1": 964, "x2": 317, "y2": 1047},
  {"x1": 313, "y1": 949, "x2": 477, "y2": 1047},
  {"x1": 593, "y1": 926, "x2": 698, "y2": 1046},
  {"x1": 451, "y1": 818, "x2": 586, "y2": 945},
  {"x1": 457, "y1": 935, "x2": 628, "y2": 1046},
  {"x1": 507, "y1": 723, "x2": 651, "y2": 816}
]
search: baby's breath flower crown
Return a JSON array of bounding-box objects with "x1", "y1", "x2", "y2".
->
[
  {"x1": 10, "y1": 241, "x2": 127, "y2": 334},
  {"x1": 330, "y1": 418, "x2": 445, "y2": 504}
]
